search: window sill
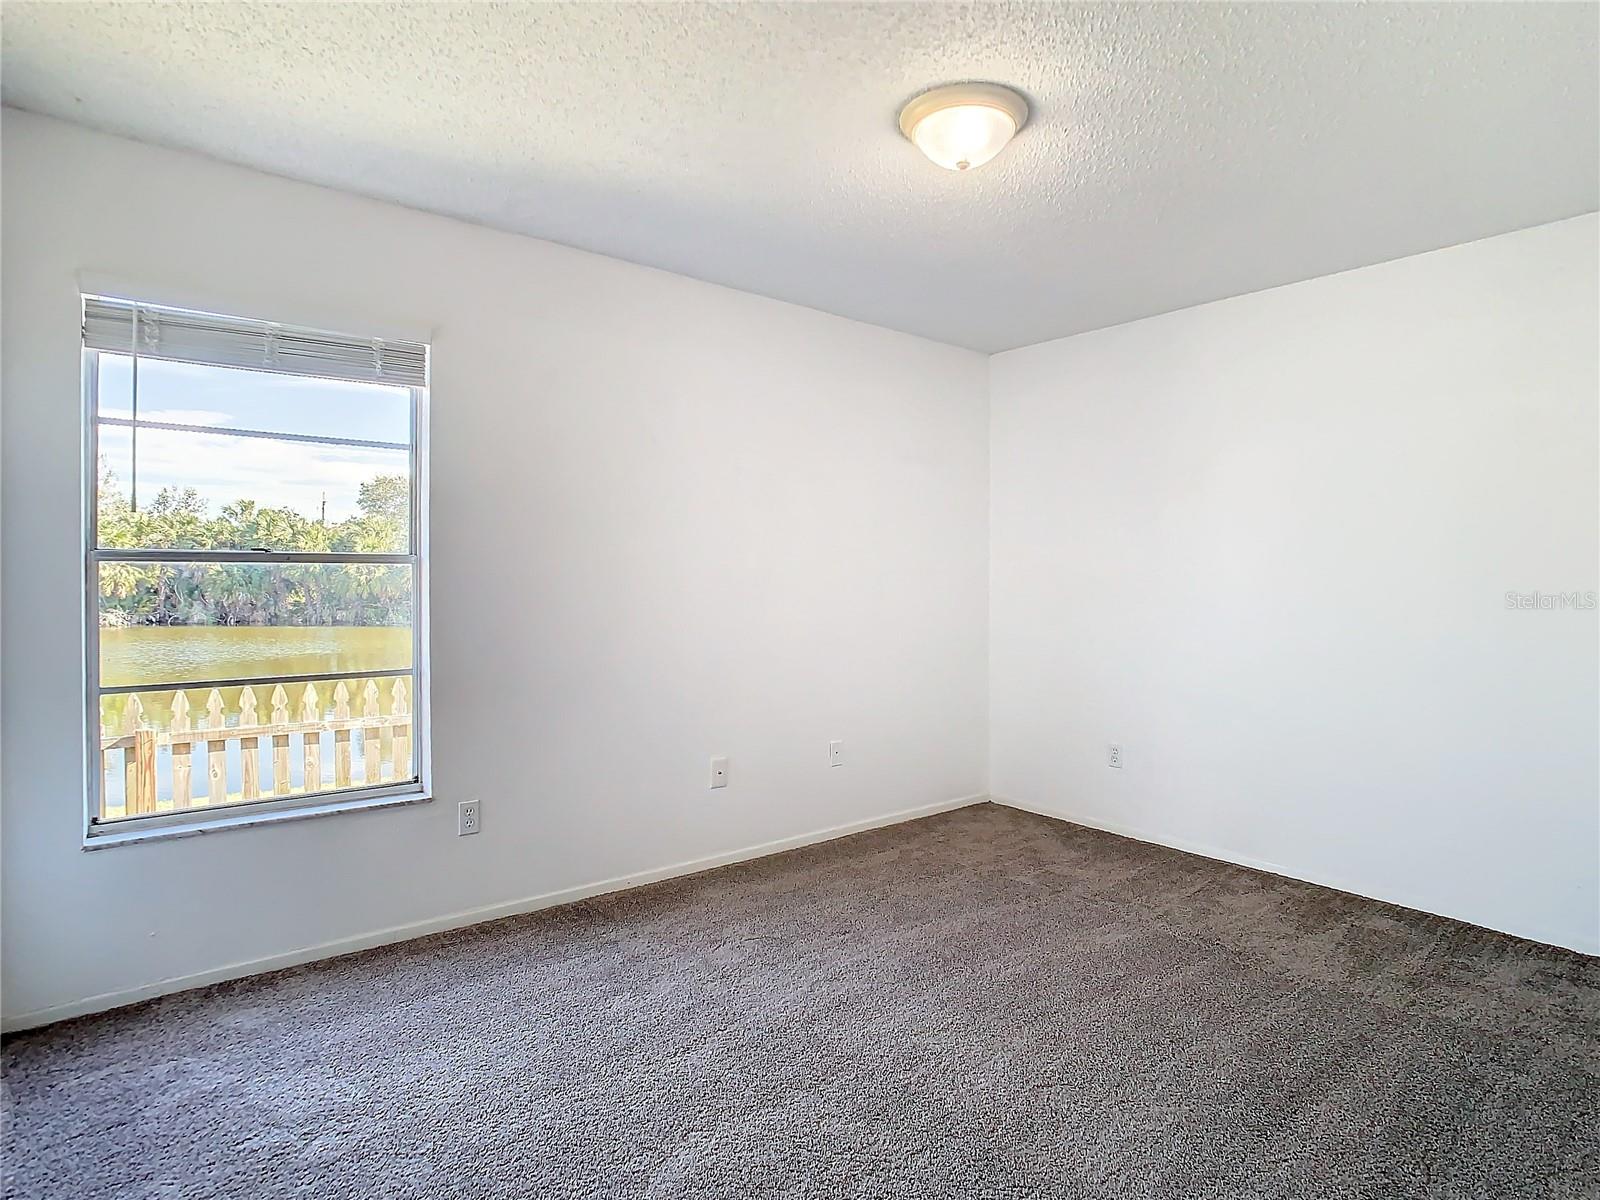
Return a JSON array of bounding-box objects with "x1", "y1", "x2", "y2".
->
[{"x1": 82, "y1": 788, "x2": 432, "y2": 850}]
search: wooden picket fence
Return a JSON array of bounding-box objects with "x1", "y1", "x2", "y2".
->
[{"x1": 101, "y1": 677, "x2": 412, "y2": 819}]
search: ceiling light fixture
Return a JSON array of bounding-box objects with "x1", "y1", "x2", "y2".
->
[{"x1": 898, "y1": 82, "x2": 1029, "y2": 172}]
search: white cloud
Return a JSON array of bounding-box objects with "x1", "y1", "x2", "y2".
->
[{"x1": 102, "y1": 427, "x2": 404, "y2": 522}]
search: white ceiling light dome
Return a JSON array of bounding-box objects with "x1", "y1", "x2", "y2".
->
[{"x1": 898, "y1": 82, "x2": 1030, "y2": 172}]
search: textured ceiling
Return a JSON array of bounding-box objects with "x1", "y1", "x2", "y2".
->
[{"x1": 3, "y1": 2, "x2": 1596, "y2": 352}]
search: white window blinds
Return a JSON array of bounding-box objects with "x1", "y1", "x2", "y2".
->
[{"x1": 82, "y1": 296, "x2": 428, "y2": 388}]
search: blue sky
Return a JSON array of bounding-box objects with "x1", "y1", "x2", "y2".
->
[{"x1": 97, "y1": 355, "x2": 410, "y2": 521}]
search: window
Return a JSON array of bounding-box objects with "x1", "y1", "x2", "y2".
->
[{"x1": 82, "y1": 296, "x2": 429, "y2": 838}]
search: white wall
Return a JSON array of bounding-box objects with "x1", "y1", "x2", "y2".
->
[
  {"x1": 4, "y1": 110, "x2": 1595, "y2": 1031},
  {"x1": 0, "y1": 110, "x2": 990, "y2": 1026},
  {"x1": 990, "y1": 215, "x2": 1600, "y2": 953}
]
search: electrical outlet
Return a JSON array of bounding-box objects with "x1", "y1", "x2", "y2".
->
[
  {"x1": 709, "y1": 756, "x2": 729, "y2": 789},
  {"x1": 1107, "y1": 744, "x2": 1123, "y2": 769},
  {"x1": 828, "y1": 740, "x2": 844, "y2": 767},
  {"x1": 458, "y1": 800, "x2": 481, "y2": 836}
]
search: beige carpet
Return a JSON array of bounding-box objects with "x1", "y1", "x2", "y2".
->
[{"x1": 4, "y1": 803, "x2": 1597, "y2": 1198}]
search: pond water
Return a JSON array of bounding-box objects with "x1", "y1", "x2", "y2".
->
[{"x1": 100, "y1": 625, "x2": 412, "y2": 692}]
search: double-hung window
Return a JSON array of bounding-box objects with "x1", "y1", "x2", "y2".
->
[{"x1": 82, "y1": 296, "x2": 429, "y2": 840}]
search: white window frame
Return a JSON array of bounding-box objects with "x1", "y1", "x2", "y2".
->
[{"x1": 80, "y1": 296, "x2": 431, "y2": 846}]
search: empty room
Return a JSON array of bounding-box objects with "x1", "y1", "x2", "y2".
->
[{"x1": 1, "y1": 3, "x2": 1596, "y2": 1197}]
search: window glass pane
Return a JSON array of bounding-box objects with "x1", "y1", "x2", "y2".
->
[
  {"x1": 85, "y1": 317, "x2": 427, "y2": 832},
  {"x1": 94, "y1": 423, "x2": 410, "y2": 552},
  {"x1": 96, "y1": 354, "x2": 411, "y2": 445},
  {"x1": 95, "y1": 672, "x2": 416, "y2": 823},
  {"x1": 98, "y1": 562, "x2": 413, "y2": 688}
]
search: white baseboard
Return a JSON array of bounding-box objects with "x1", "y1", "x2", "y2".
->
[
  {"x1": 3, "y1": 793, "x2": 989, "y2": 1034},
  {"x1": 992, "y1": 794, "x2": 1599, "y2": 957}
]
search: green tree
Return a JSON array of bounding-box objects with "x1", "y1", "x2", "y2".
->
[{"x1": 97, "y1": 466, "x2": 412, "y2": 628}]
